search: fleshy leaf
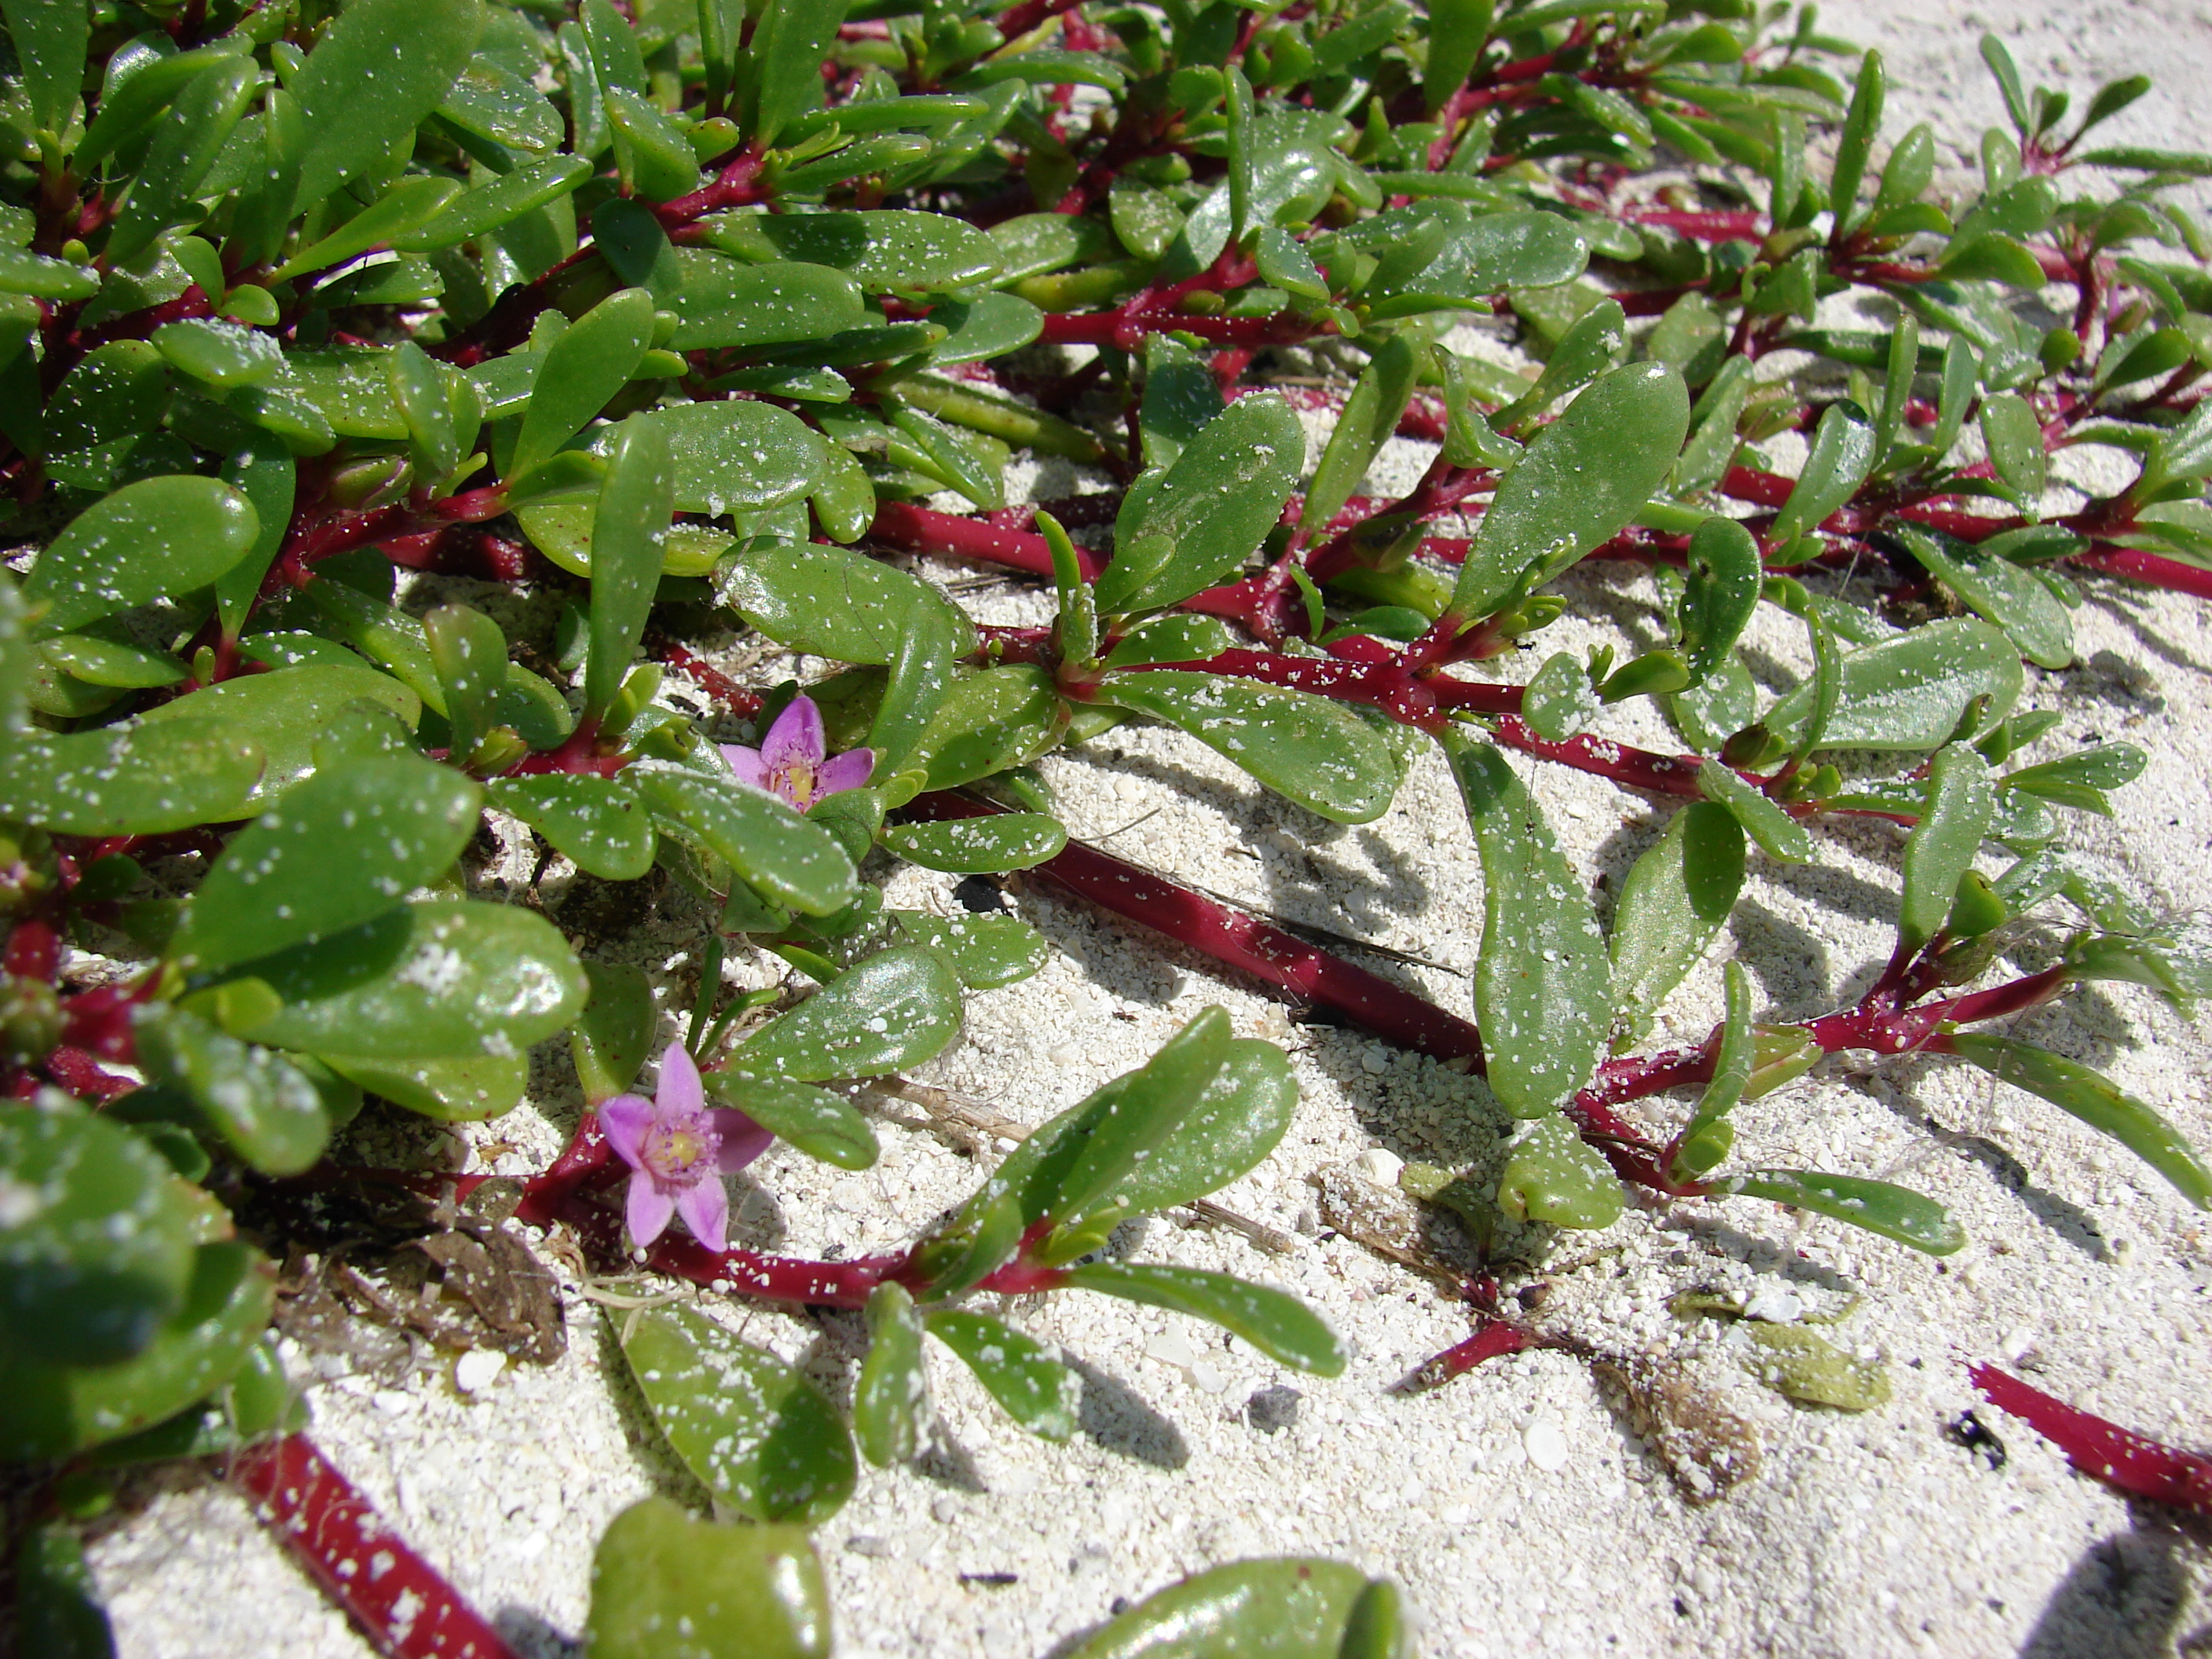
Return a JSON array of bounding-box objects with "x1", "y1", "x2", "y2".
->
[
  {"x1": 0, "y1": 1241, "x2": 273, "y2": 1461},
  {"x1": 1063, "y1": 1559, "x2": 1392, "y2": 1659},
  {"x1": 1946, "y1": 1034, "x2": 2212, "y2": 1209},
  {"x1": 701, "y1": 1075, "x2": 877, "y2": 1170},
  {"x1": 1719, "y1": 1170, "x2": 1967, "y2": 1254},
  {"x1": 1097, "y1": 671, "x2": 1397, "y2": 825},
  {"x1": 1609, "y1": 801, "x2": 1746, "y2": 1050},
  {"x1": 202, "y1": 900, "x2": 586, "y2": 1062},
  {"x1": 723, "y1": 946, "x2": 961, "y2": 1082},
  {"x1": 1763, "y1": 618, "x2": 2023, "y2": 753},
  {"x1": 1897, "y1": 745, "x2": 1995, "y2": 952},
  {"x1": 488, "y1": 775, "x2": 656, "y2": 881},
  {"x1": 854, "y1": 1284, "x2": 928, "y2": 1467},
  {"x1": 1453, "y1": 360, "x2": 1688, "y2": 617},
  {"x1": 891, "y1": 911, "x2": 1050, "y2": 990},
  {"x1": 927, "y1": 1311, "x2": 1078, "y2": 1441},
  {"x1": 1097, "y1": 394, "x2": 1306, "y2": 615},
  {"x1": 586, "y1": 1499, "x2": 832, "y2": 1659},
  {"x1": 1445, "y1": 734, "x2": 1609, "y2": 1116},
  {"x1": 24, "y1": 478, "x2": 257, "y2": 637},
  {"x1": 880, "y1": 812, "x2": 1067, "y2": 873},
  {"x1": 633, "y1": 764, "x2": 859, "y2": 917},
  {"x1": 1059, "y1": 1263, "x2": 1346, "y2": 1375},
  {"x1": 134, "y1": 1005, "x2": 330, "y2": 1176},
  {"x1": 173, "y1": 754, "x2": 482, "y2": 971},
  {"x1": 617, "y1": 1306, "x2": 856, "y2": 1523},
  {"x1": 0, "y1": 1103, "x2": 200, "y2": 1369}
]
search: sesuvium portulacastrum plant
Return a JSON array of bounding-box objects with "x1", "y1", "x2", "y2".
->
[{"x1": 6, "y1": 0, "x2": 2212, "y2": 1649}]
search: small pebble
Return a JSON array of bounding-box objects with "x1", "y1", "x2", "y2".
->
[
  {"x1": 1523, "y1": 1417, "x2": 1570, "y2": 1473},
  {"x1": 454, "y1": 1349, "x2": 507, "y2": 1394},
  {"x1": 1049, "y1": 1042, "x2": 1080, "y2": 1065},
  {"x1": 846, "y1": 1535, "x2": 894, "y2": 1558},
  {"x1": 1353, "y1": 1148, "x2": 1404, "y2": 1188},
  {"x1": 371, "y1": 1389, "x2": 417, "y2": 1417},
  {"x1": 1361, "y1": 1048, "x2": 1390, "y2": 1075},
  {"x1": 1741, "y1": 1287, "x2": 1804, "y2": 1324},
  {"x1": 1144, "y1": 1328, "x2": 1198, "y2": 1369},
  {"x1": 1189, "y1": 1361, "x2": 1229, "y2": 1394},
  {"x1": 932, "y1": 1496, "x2": 962, "y2": 1523},
  {"x1": 1247, "y1": 1386, "x2": 1302, "y2": 1434}
]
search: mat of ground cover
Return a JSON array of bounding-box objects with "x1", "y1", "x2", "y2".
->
[{"x1": 86, "y1": 7, "x2": 2212, "y2": 1657}]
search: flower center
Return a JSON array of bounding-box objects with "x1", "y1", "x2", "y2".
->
[
  {"x1": 639, "y1": 1115, "x2": 720, "y2": 1185},
  {"x1": 771, "y1": 759, "x2": 817, "y2": 808}
]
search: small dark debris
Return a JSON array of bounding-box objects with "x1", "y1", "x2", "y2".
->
[
  {"x1": 954, "y1": 875, "x2": 1012, "y2": 914},
  {"x1": 1674, "y1": 1598, "x2": 1691, "y2": 1618},
  {"x1": 845, "y1": 1535, "x2": 893, "y2": 1558},
  {"x1": 1247, "y1": 1385, "x2": 1302, "y2": 1434},
  {"x1": 1109, "y1": 1597, "x2": 1131, "y2": 1617},
  {"x1": 1944, "y1": 1410, "x2": 2008, "y2": 1470},
  {"x1": 960, "y1": 1572, "x2": 1019, "y2": 1588},
  {"x1": 1516, "y1": 1282, "x2": 1553, "y2": 1311}
]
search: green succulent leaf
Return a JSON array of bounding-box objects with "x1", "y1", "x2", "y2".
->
[
  {"x1": 570, "y1": 961, "x2": 657, "y2": 1105},
  {"x1": 927, "y1": 1311, "x2": 1079, "y2": 1441},
  {"x1": 1946, "y1": 1033, "x2": 2212, "y2": 1209},
  {"x1": 634, "y1": 765, "x2": 859, "y2": 917},
  {"x1": 0, "y1": 1102, "x2": 202, "y2": 1370},
  {"x1": 290, "y1": 0, "x2": 485, "y2": 209},
  {"x1": 724, "y1": 945, "x2": 961, "y2": 1083},
  {"x1": 702, "y1": 1075, "x2": 877, "y2": 1171},
  {"x1": 1452, "y1": 361, "x2": 1689, "y2": 617},
  {"x1": 0, "y1": 1240, "x2": 274, "y2": 1461},
  {"x1": 880, "y1": 812, "x2": 1067, "y2": 873},
  {"x1": 0, "y1": 720, "x2": 265, "y2": 837},
  {"x1": 173, "y1": 754, "x2": 482, "y2": 972},
  {"x1": 891, "y1": 910, "x2": 1050, "y2": 991},
  {"x1": 854, "y1": 1284, "x2": 928, "y2": 1468},
  {"x1": 200, "y1": 899, "x2": 586, "y2": 1063},
  {"x1": 618, "y1": 1304, "x2": 856, "y2": 1523},
  {"x1": 1097, "y1": 394, "x2": 1306, "y2": 615},
  {"x1": 1763, "y1": 618, "x2": 2023, "y2": 753},
  {"x1": 134, "y1": 665, "x2": 421, "y2": 805},
  {"x1": 134, "y1": 1005, "x2": 330, "y2": 1176},
  {"x1": 1064, "y1": 1558, "x2": 1398, "y2": 1659},
  {"x1": 24, "y1": 477, "x2": 257, "y2": 637},
  {"x1": 1719, "y1": 1170, "x2": 1967, "y2": 1254},
  {"x1": 487, "y1": 775, "x2": 657, "y2": 881},
  {"x1": 1445, "y1": 734, "x2": 1610, "y2": 1116},
  {"x1": 586, "y1": 1499, "x2": 833, "y2": 1659},
  {"x1": 1060, "y1": 1263, "x2": 1346, "y2": 1375},
  {"x1": 1897, "y1": 526, "x2": 2073, "y2": 670},
  {"x1": 1097, "y1": 671, "x2": 1398, "y2": 825},
  {"x1": 1898, "y1": 745, "x2": 1996, "y2": 953},
  {"x1": 1609, "y1": 801, "x2": 1747, "y2": 1050}
]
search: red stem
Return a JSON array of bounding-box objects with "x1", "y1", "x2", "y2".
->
[
  {"x1": 231, "y1": 1435, "x2": 522, "y2": 1659},
  {"x1": 1972, "y1": 1364, "x2": 2212, "y2": 1513}
]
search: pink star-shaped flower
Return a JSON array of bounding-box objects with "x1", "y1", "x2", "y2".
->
[
  {"x1": 599, "y1": 1041, "x2": 771, "y2": 1254},
  {"x1": 720, "y1": 694, "x2": 875, "y2": 810}
]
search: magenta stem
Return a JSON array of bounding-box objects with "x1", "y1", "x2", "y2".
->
[
  {"x1": 1972, "y1": 1364, "x2": 2212, "y2": 1512},
  {"x1": 232, "y1": 1435, "x2": 522, "y2": 1659}
]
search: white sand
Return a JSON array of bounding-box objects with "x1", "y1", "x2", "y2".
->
[{"x1": 90, "y1": 6, "x2": 2212, "y2": 1655}]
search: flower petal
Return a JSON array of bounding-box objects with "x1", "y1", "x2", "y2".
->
[
  {"x1": 655, "y1": 1039, "x2": 704, "y2": 1119},
  {"x1": 599, "y1": 1094, "x2": 654, "y2": 1171},
  {"x1": 813, "y1": 746, "x2": 877, "y2": 799},
  {"x1": 760, "y1": 694, "x2": 826, "y2": 771},
  {"x1": 626, "y1": 1172, "x2": 676, "y2": 1249},
  {"x1": 709, "y1": 1108, "x2": 774, "y2": 1172},
  {"x1": 720, "y1": 743, "x2": 772, "y2": 793},
  {"x1": 676, "y1": 1177, "x2": 730, "y2": 1254}
]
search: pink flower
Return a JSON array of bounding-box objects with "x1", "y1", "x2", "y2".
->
[
  {"x1": 599, "y1": 1041, "x2": 771, "y2": 1254},
  {"x1": 720, "y1": 694, "x2": 875, "y2": 810}
]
